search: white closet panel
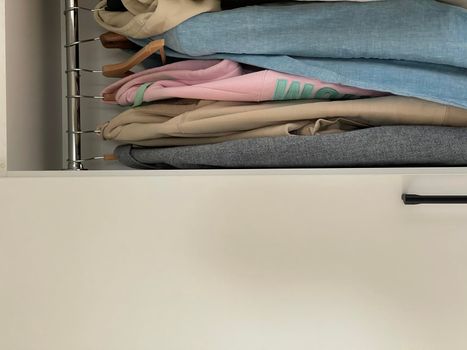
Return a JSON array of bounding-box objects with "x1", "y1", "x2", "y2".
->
[
  {"x1": 1, "y1": 175, "x2": 467, "y2": 350},
  {"x1": 0, "y1": 0, "x2": 7, "y2": 175},
  {"x1": 4, "y1": 0, "x2": 62, "y2": 171}
]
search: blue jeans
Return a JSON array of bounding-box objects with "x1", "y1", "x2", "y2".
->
[{"x1": 131, "y1": 0, "x2": 467, "y2": 108}]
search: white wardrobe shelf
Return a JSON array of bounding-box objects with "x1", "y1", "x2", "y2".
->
[{"x1": 4, "y1": 167, "x2": 467, "y2": 178}]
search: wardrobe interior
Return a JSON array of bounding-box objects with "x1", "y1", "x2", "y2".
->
[
  {"x1": 4, "y1": 0, "x2": 467, "y2": 171},
  {"x1": 6, "y1": 0, "x2": 128, "y2": 171}
]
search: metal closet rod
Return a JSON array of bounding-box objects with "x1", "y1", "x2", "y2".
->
[{"x1": 64, "y1": 1, "x2": 109, "y2": 170}]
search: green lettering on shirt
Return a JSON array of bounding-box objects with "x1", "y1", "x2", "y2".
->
[
  {"x1": 315, "y1": 87, "x2": 340, "y2": 100},
  {"x1": 274, "y1": 80, "x2": 315, "y2": 100},
  {"x1": 284, "y1": 81, "x2": 301, "y2": 100},
  {"x1": 273, "y1": 79, "x2": 288, "y2": 100},
  {"x1": 300, "y1": 83, "x2": 314, "y2": 99}
]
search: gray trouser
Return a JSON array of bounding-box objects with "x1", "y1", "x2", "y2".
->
[{"x1": 114, "y1": 126, "x2": 467, "y2": 169}]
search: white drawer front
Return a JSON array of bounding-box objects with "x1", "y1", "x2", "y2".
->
[{"x1": 1, "y1": 174, "x2": 467, "y2": 350}]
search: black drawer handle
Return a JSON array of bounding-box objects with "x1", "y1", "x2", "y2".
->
[{"x1": 402, "y1": 194, "x2": 467, "y2": 205}]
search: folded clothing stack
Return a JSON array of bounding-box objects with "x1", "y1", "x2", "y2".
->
[
  {"x1": 126, "y1": 0, "x2": 467, "y2": 108},
  {"x1": 94, "y1": 0, "x2": 467, "y2": 169}
]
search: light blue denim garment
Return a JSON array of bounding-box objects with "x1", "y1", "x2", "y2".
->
[
  {"x1": 140, "y1": 0, "x2": 467, "y2": 68},
  {"x1": 130, "y1": 0, "x2": 467, "y2": 108},
  {"x1": 131, "y1": 41, "x2": 467, "y2": 109}
]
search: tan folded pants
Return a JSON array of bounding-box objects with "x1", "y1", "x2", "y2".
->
[{"x1": 99, "y1": 96, "x2": 467, "y2": 147}]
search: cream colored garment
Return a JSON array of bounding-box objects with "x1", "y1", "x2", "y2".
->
[
  {"x1": 99, "y1": 96, "x2": 467, "y2": 147},
  {"x1": 94, "y1": 0, "x2": 220, "y2": 39}
]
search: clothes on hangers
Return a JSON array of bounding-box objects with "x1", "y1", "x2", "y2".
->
[
  {"x1": 97, "y1": 0, "x2": 467, "y2": 171},
  {"x1": 103, "y1": 60, "x2": 386, "y2": 106},
  {"x1": 129, "y1": 0, "x2": 467, "y2": 108},
  {"x1": 94, "y1": 0, "x2": 220, "y2": 39},
  {"x1": 99, "y1": 96, "x2": 467, "y2": 147},
  {"x1": 114, "y1": 126, "x2": 467, "y2": 169}
]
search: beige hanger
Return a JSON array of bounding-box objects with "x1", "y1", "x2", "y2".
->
[{"x1": 102, "y1": 39, "x2": 166, "y2": 78}]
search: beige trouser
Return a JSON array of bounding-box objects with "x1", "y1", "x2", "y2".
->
[{"x1": 99, "y1": 96, "x2": 467, "y2": 147}]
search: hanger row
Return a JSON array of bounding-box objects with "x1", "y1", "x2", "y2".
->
[{"x1": 65, "y1": 32, "x2": 166, "y2": 78}]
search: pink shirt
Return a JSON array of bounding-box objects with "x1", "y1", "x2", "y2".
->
[{"x1": 102, "y1": 59, "x2": 386, "y2": 106}]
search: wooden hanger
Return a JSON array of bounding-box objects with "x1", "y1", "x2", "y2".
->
[
  {"x1": 100, "y1": 31, "x2": 139, "y2": 50},
  {"x1": 102, "y1": 92, "x2": 117, "y2": 102},
  {"x1": 103, "y1": 154, "x2": 118, "y2": 161},
  {"x1": 102, "y1": 39, "x2": 166, "y2": 78}
]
